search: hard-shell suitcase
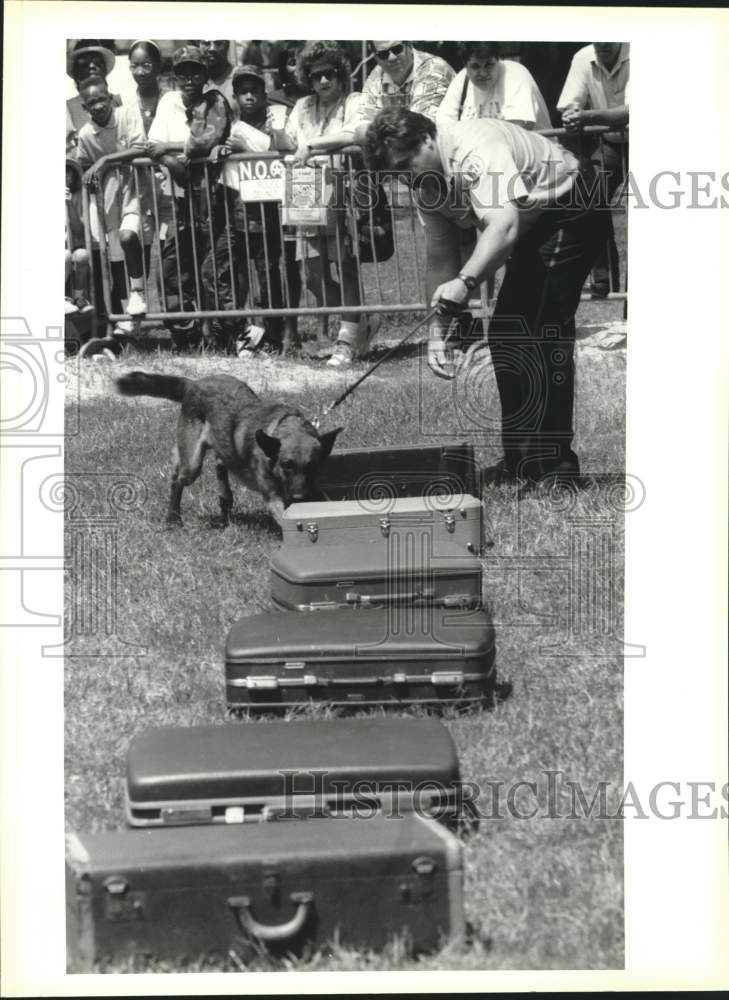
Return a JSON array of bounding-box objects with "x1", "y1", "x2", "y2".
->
[
  {"x1": 270, "y1": 540, "x2": 482, "y2": 612},
  {"x1": 316, "y1": 441, "x2": 479, "y2": 502},
  {"x1": 125, "y1": 718, "x2": 461, "y2": 827},
  {"x1": 66, "y1": 814, "x2": 465, "y2": 970},
  {"x1": 282, "y1": 493, "x2": 484, "y2": 555},
  {"x1": 225, "y1": 605, "x2": 496, "y2": 709}
]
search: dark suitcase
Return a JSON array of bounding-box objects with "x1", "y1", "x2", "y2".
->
[
  {"x1": 66, "y1": 814, "x2": 465, "y2": 970},
  {"x1": 225, "y1": 606, "x2": 496, "y2": 709},
  {"x1": 125, "y1": 719, "x2": 461, "y2": 827},
  {"x1": 270, "y1": 540, "x2": 482, "y2": 612},
  {"x1": 282, "y1": 493, "x2": 484, "y2": 555},
  {"x1": 316, "y1": 441, "x2": 479, "y2": 501}
]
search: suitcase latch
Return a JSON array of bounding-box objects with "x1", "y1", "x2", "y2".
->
[
  {"x1": 379, "y1": 517, "x2": 391, "y2": 538},
  {"x1": 400, "y1": 856, "x2": 437, "y2": 903},
  {"x1": 306, "y1": 522, "x2": 319, "y2": 542},
  {"x1": 246, "y1": 676, "x2": 279, "y2": 690},
  {"x1": 103, "y1": 876, "x2": 144, "y2": 921},
  {"x1": 444, "y1": 512, "x2": 456, "y2": 532},
  {"x1": 431, "y1": 670, "x2": 465, "y2": 686}
]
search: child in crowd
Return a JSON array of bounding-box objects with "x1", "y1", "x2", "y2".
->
[
  {"x1": 76, "y1": 76, "x2": 150, "y2": 322},
  {"x1": 203, "y1": 65, "x2": 286, "y2": 355},
  {"x1": 65, "y1": 163, "x2": 92, "y2": 314},
  {"x1": 147, "y1": 45, "x2": 231, "y2": 349}
]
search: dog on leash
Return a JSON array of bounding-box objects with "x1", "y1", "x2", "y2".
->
[{"x1": 115, "y1": 371, "x2": 342, "y2": 527}]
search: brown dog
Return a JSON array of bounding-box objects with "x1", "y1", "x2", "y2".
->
[{"x1": 115, "y1": 371, "x2": 342, "y2": 526}]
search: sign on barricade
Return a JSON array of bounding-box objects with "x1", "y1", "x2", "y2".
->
[
  {"x1": 282, "y1": 162, "x2": 335, "y2": 226},
  {"x1": 222, "y1": 156, "x2": 286, "y2": 202}
]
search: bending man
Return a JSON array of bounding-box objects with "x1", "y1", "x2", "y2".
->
[{"x1": 365, "y1": 108, "x2": 610, "y2": 487}]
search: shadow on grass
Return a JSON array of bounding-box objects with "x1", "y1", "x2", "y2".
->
[{"x1": 198, "y1": 509, "x2": 283, "y2": 536}]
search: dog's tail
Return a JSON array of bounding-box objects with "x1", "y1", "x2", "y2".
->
[{"x1": 115, "y1": 371, "x2": 189, "y2": 403}]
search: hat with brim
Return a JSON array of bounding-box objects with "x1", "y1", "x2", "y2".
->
[
  {"x1": 232, "y1": 64, "x2": 267, "y2": 89},
  {"x1": 172, "y1": 45, "x2": 208, "y2": 72},
  {"x1": 67, "y1": 44, "x2": 115, "y2": 78}
]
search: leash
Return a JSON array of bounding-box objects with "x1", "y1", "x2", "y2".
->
[{"x1": 312, "y1": 307, "x2": 443, "y2": 428}]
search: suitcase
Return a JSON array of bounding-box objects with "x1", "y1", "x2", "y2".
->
[
  {"x1": 316, "y1": 442, "x2": 479, "y2": 502},
  {"x1": 270, "y1": 540, "x2": 482, "y2": 612},
  {"x1": 282, "y1": 493, "x2": 484, "y2": 555},
  {"x1": 225, "y1": 605, "x2": 496, "y2": 709},
  {"x1": 66, "y1": 814, "x2": 465, "y2": 970},
  {"x1": 125, "y1": 718, "x2": 461, "y2": 828}
]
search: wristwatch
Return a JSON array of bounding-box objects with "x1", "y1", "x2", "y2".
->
[{"x1": 457, "y1": 273, "x2": 478, "y2": 290}]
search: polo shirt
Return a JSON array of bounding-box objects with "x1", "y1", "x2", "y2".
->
[
  {"x1": 417, "y1": 118, "x2": 580, "y2": 236},
  {"x1": 358, "y1": 48, "x2": 455, "y2": 124},
  {"x1": 436, "y1": 62, "x2": 552, "y2": 131},
  {"x1": 557, "y1": 43, "x2": 630, "y2": 114}
]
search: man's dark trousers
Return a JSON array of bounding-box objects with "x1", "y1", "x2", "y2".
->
[{"x1": 486, "y1": 179, "x2": 611, "y2": 481}]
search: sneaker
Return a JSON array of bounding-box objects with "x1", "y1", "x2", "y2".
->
[
  {"x1": 113, "y1": 320, "x2": 135, "y2": 336},
  {"x1": 64, "y1": 297, "x2": 78, "y2": 315},
  {"x1": 126, "y1": 290, "x2": 148, "y2": 316},
  {"x1": 326, "y1": 341, "x2": 355, "y2": 368},
  {"x1": 73, "y1": 295, "x2": 94, "y2": 314},
  {"x1": 235, "y1": 324, "x2": 267, "y2": 359}
]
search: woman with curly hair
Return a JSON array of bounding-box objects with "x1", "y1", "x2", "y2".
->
[{"x1": 280, "y1": 40, "x2": 379, "y2": 368}]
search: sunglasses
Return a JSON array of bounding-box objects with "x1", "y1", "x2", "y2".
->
[
  {"x1": 374, "y1": 43, "x2": 405, "y2": 60},
  {"x1": 309, "y1": 67, "x2": 337, "y2": 82}
]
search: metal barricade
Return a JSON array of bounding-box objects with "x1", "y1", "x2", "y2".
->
[
  {"x1": 83, "y1": 126, "x2": 626, "y2": 344},
  {"x1": 65, "y1": 157, "x2": 99, "y2": 339}
]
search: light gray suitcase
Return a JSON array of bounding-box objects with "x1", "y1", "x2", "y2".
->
[{"x1": 282, "y1": 493, "x2": 484, "y2": 555}]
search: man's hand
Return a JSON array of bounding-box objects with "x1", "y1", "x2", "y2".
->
[
  {"x1": 427, "y1": 326, "x2": 456, "y2": 380},
  {"x1": 431, "y1": 277, "x2": 470, "y2": 314},
  {"x1": 561, "y1": 106, "x2": 586, "y2": 131}
]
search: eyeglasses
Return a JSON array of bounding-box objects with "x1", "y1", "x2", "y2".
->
[
  {"x1": 309, "y1": 67, "x2": 337, "y2": 82},
  {"x1": 175, "y1": 68, "x2": 206, "y2": 81},
  {"x1": 374, "y1": 43, "x2": 405, "y2": 60}
]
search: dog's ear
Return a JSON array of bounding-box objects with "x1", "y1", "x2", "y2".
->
[
  {"x1": 318, "y1": 426, "x2": 344, "y2": 460},
  {"x1": 255, "y1": 429, "x2": 281, "y2": 461}
]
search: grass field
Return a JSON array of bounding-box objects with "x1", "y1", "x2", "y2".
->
[{"x1": 64, "y1": 286, "x2": 626, "y2": 972}]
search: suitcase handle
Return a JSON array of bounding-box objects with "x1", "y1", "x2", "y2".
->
[
  {"x1": 228, "y1": 891, "x2": 313, "y2": 942},
  {"x1": 346, "y1": 589, "x2": 435, "y2": 605}
]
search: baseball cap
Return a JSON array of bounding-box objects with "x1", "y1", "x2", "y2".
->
[
  {"x1": 232, "y1": 64, "x2": 267, "y2": 88},
  {"x1": 172, "y1": 45, "x2": 208, "y2": 72}
]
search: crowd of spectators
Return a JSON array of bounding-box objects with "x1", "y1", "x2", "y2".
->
[{"x1": 65, "y1": 38, "x2": 629, "y2": 367}]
